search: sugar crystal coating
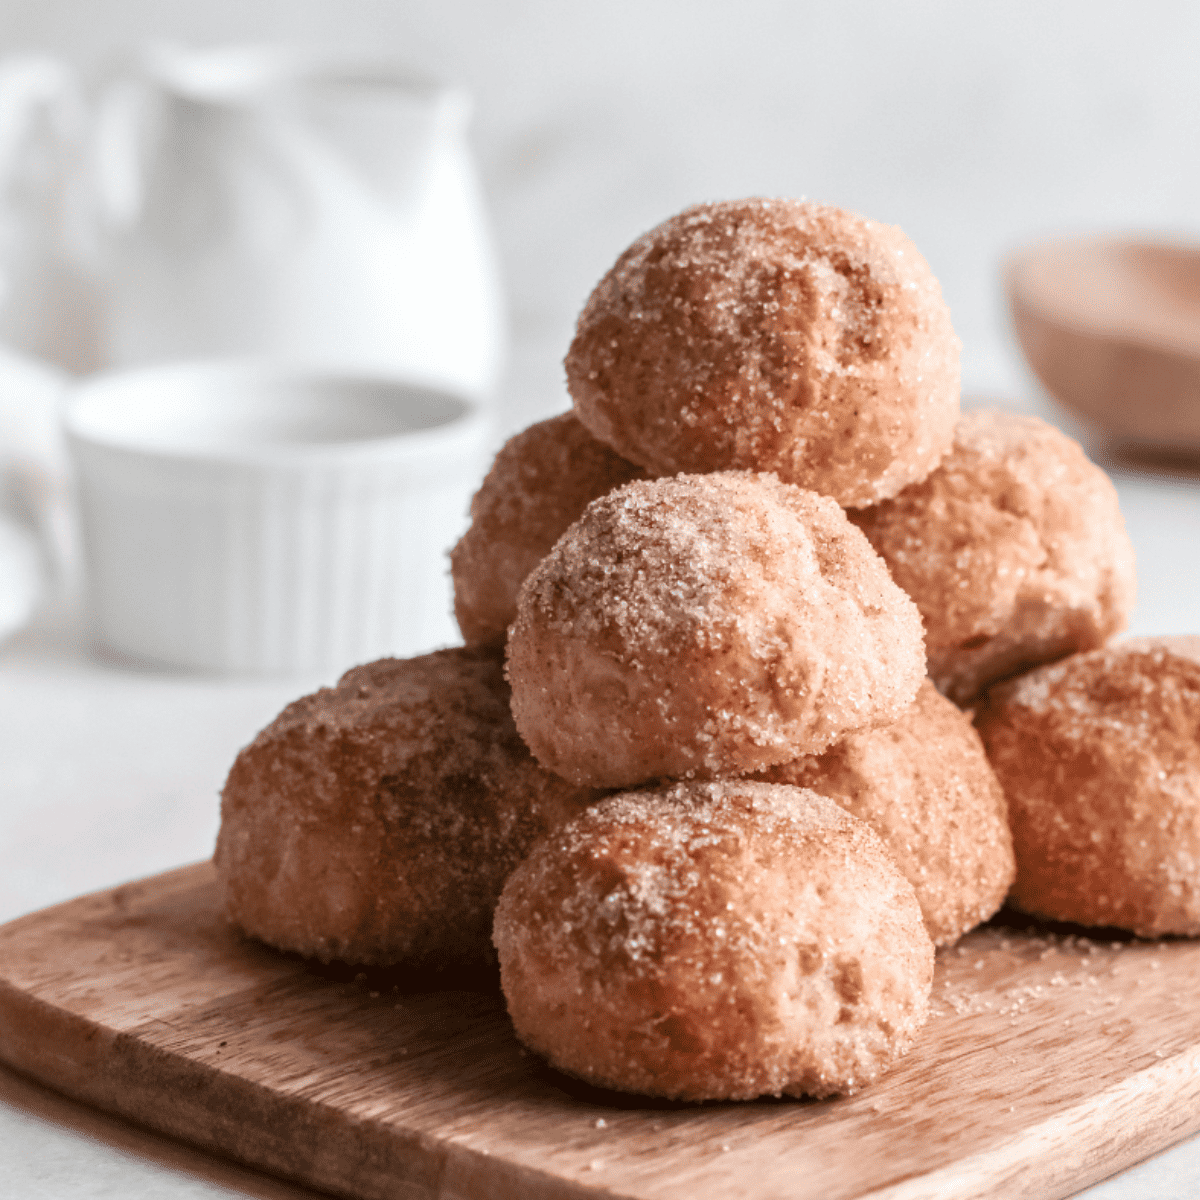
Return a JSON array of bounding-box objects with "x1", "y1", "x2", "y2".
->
[
  {"x1": 755, "y1": 680, "x2": 1014, "y2": 945},
  {"x1": 506, "y1": 471, "x2": 926, "y2": 788},
  {"x1": 852, "y1": 410, "x2": 1136, "y2": 705},
  {"x1": 215, "y1": 647, "x2": 604, "y2": 966},
  {"x1": 451, "y1": 412, "x2": 645, "y2": 647},
  {"x1": 565, "y1": 198, "x2": 960, "y2": 507},
  {"x1": 493, "y1": 780, "x2": 934, "y2": 1100},
  {"x1": 977, "y1": 637, "x2": 1200, "y2": 936}
]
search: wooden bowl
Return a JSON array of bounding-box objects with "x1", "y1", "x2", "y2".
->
[{"x1": 1007, "y1": 237, "x2": 1200, "y2": 451}]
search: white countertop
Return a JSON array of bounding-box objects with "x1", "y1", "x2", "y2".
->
[{"x1": 3, "y1": 437, "x2": 1200, "y2": 1199}]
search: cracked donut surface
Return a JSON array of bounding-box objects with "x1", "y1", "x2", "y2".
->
[
  {"x1": 565, "y1": 198, "x2": 960, "y2": 508},
  {"x1": 851, "y1": 410, "x2": 1136, "y2": 704},
  {"x1": 506, "y1": 471, "x2": 925, "y2": 788},
  {"x1": 493, "y1": 780, "x2": 934, "y2": 1100},
  {"x1": 216, "y1": 647, "x2": 604, "y2": 967}
]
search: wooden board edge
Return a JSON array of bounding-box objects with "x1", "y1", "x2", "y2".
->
[
  {"x1": 0, "y1": 975, "x2": 618, "y2": 1200},
  {"x1": 859, "y1": 1040, "x2": 1200, "y2": 1200},
  {"x1": 0, "y1": 974, "x2": 435, "y2": 1200},
  {"x1": 0, "y1": 1056, "x2": 342, "y2": 1200}
]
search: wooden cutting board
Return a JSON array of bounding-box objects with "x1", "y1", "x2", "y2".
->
[{"x1": 1, "y1": 863, "x2": 1199, "y2": 1200}]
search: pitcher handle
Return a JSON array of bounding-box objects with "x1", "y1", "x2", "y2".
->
[{"x1": 90, "y1": 44, "x2": 181, "y2": 230}]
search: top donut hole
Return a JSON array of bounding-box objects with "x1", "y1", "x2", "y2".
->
[{"x1": 564, "y1": 197, "x2": 961, "y2": 505}]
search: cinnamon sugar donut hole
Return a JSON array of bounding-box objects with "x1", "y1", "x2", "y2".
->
[
  {"x1": 851, "y1": 410, "x2": 1136, "y2": 705},
  {"x1": 565, "y1": 199, "x2": 960, "y2": 508},
  {"x1": 215, "y1": 647, "x2": 603, "y2": 967},
  {"x1": 493, "y1": 781, "x2": 934, "y2": 1101},
  {"x1": 977, "y1": 638, "x2": 1200, "y2": 937},
  {"x1": 450, "y1": 412, "x2": 645, "y2": 647},
  {"x1": 755, "y1": 680, "x2": 1014, "y2": 946},
  {"x1": 506, "y1": 471, "x2": 925, "y2": 789}
]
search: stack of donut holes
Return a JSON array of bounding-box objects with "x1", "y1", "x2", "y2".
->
[{"x1": 219, "y1": 197, "x2": 1182, "y2": 1108}]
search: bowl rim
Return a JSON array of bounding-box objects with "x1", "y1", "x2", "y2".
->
[
  {"x1": 63, "y1": 357, "x2": 491, "y2": 470},
  {"x1": 1004, "y1": 234, "x2": 1200, "y2": 354}
]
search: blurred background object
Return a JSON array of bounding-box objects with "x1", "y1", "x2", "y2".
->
[
  {"x1": 0, "y1": 55, "x2": 100, "y2": 373},
  {"x1": 0, "y1": 42, "x2": 505, "y2": 396},
  {"x1": 66, "y1": 361, "x2": 486, "y2": 673},
  {"x1": 93, "y1": 44, "x2": 504, "y2": 398},
  {"x1": 0, "y1": 348, "x2": 70, "y2": 642},
  {"x1": 1008, "y1": 236, "x2": 1200, "y2": 452}
]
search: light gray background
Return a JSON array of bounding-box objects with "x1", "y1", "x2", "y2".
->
[
  {"x1": 4, "y1": 3, "x2": 1200, "y2": 1197},
  {"x1": 7, "y1": 0, "x2": 1200, "y2": 434}
]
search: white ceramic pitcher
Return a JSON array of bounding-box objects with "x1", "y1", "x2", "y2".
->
[{"x1": 95, "y1": 45, "x2": 506, "y2": 400}]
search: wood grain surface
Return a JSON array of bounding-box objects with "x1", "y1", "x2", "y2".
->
[{"x1": 1, "y1": 862, "x2": 1199, "y2": 1200}]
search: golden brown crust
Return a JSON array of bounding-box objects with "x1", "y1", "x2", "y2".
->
[
  {"x1": 565, "y1": 199, "x2": 960, "y2": 508},
  {"x1": 851, "y1": 410, "x2": 1136, "y2": 705},
  {"x1": 506, "y1": 471, "x2": 926, "y2": 788},
  {"x1": 493, "y1": 780, "x2": 934, "y2": 1101},
  {"x1": 976, "y1": 637, "x2": 1200, "y2": 936},
  {"x1": 450, "y1": 412, "x2": 645, "y2": 647},
  {"x1": 756, "y1": 680, "x2": 1014, "y2": 945},
  {"x1": 214, "y1": 647, "x2": 604, "y2": 967}
]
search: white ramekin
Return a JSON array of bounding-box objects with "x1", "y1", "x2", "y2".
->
[{"x1": 64, "y1": 360, "x2": 489, "y2": 675}]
